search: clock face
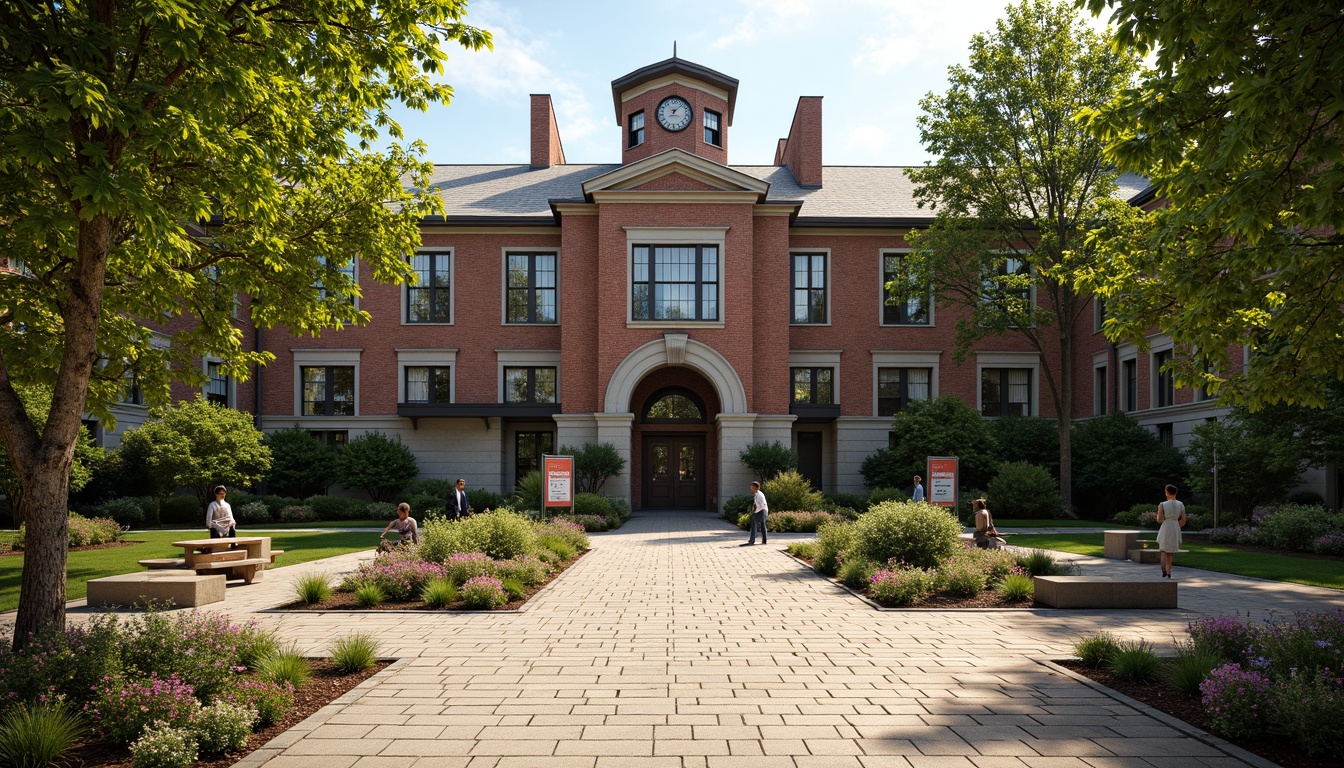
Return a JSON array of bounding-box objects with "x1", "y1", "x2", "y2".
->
[{"x1": 656, "y1": 97, "x2": 692, "y2": 132}]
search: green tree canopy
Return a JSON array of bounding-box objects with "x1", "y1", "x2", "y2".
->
[
  {"x1": 1070, "y1": 413, "x2": 1186, "y2": 518},
  {"x1": 118, "y1": 397, "x2": 271, "y2": 511},
  {"x1": 1184, "y1": 413, "x2": 1309, "y2": 518},
  {"x1": 0, "y1": 0, "x2": 489, "y2": 647},
  {"x1": 263, "y1": 425, "x2": 339, "y2": 499},
  {"x1": 738, "y1": 441, "x2": 798, "y2": 482},
  {"x1": 1079, "y1": 0, "x2": 1344, "y2": 407},
  {"x1": 866, "y1": 396, "x2": 999, "y2": 491},
  {"x1": 905, "y1": 0, "x2": 1139, "y2": 508},
  {"x1": 559, "y1": 442, "x2": 627, "y2": 495},
  {"x1": 338, "y1": 431, "x2": 418, "y2": 502}
]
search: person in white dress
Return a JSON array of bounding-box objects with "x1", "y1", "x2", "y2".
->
[{"x1": 1155, "y1": 483, "x2": 1186, "y2": 578}]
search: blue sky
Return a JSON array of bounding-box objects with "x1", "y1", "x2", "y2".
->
[{"x1": 387, "y1": 0, "x2": 1113, "y2": 168}]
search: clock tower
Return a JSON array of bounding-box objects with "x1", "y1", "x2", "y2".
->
[{"x1": 611, "y1": 56, "x2": 737, "y2": 166}]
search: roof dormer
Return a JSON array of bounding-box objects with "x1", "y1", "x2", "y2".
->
[{"x1": 611, "y1": 57, "x2": 737, "y2": 166}]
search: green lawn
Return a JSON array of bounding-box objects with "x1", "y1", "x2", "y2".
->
[
  {"x1": 1010, "y1": 533, "x2": 1344, "y2": 590},
  {"x1": 992, "y1": 519, "x2": 1139, "y2": 529},
  {"x1": 0, "y1": 530, "x2": 375, "y2": 612},
  {"x1": 242, "y1": 520, "x2": 386, "y2": 529}
]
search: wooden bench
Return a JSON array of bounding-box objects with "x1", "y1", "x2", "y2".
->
[
  {"x1": 1034, "y1": 575, "x2": 1177, "y2": 609},
  {"x1": 138, "y1": 558, "x2": 187, "y2": 570},
  {"x1": 269, "y1": 550, "x2": 285, "y2": 564},
  {"x1": 87, "y1": 572, "x2": 226, "y2": 608},
  {"x1": 192, "y1": 557, "x2": 268, "y2": 584}
]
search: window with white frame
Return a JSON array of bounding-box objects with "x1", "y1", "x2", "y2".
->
[
  {"x1": 205, "y1": 361, "x2": 231, "y2": 407},
  {"x1": 1154, "y1": 348, "x2": 1175, "y2": 407},
  {"x1": 626, "y1": 228, "x2": 726, "y2": 326},
  {"x1": 877, "y1": 367, "x2": 931, "y2": 416},
  {"x1": 703, "y1": 109, "x2": 722, "y2": 146},
  {"x1": 505, "y1": 252, "x2": 557, "y2": 324},
  {"x1": 791, "y1": 252, "x2": 827, "y2": 324},
  {"x1": 981, "y1": 255, "x2": 1032, "y2": 322},
  {"x1": 881, "y1": 252, "x2": 929, "y2": 325},
  {"x1": 791, "y1": 367, "x2": 834, "y2": 405},
  {"x1": 407, "y1": 250, "x2": 452, "y2": 323},
  {"x1": 1094, "y1": 364, "x2": 1108, "y2": 416},
  {"x1": 301, "y1": 366, "x2": 355, "y2": 416},
  {"x1": 405, "y1": 366, "x2": 452, "y2": 404},
  {"x1": 1122, "y1": 357, "x2": 1138, "y2": 412},
  {"x1": 981, "y1": 368, "x2": 1032, "y2": 417},
  {"x1": 628, "y1": 111, "x2": 645, "y2": 148},
  {"x1": 504, "y1": 367, "x2": 557, "y2": 404}
]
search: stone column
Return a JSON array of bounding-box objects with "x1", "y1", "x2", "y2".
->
[
  {"x1": 716, "y1": 413, "x2": 758, "y2": 511},
  {"x1": 594, "y1": 412, "x2": 635, "y2": 505}
]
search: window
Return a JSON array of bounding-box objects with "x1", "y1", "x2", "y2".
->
[
  {"x1": 316, "y1": 256, "x2": 357, "y2": 304},
  {"x1": 516, "y1": 431, "x2": 554, "y2": 487},
  {"x1": 791, "y1": 367, "x2": 834, "y2": 405},
  {"x1": 1157, "y1": 423, "x2": 1174, "y2": 447},
  {"x1": 981, "y1": 368, "x2": 1031, "y2": 417},
  {"x1": 644, "y1": 388, "x2": 705, "y2": 423},
  {"x1": 1094, "y1": 365, "x2": 1108, "y2": 416},
  {"x1": 506, "y1": 252, "x2": 557, "y2": 324},
  {"x1": 504, "y1": 367, "x2": 557, "y2": 404},
  {"x1": 301, "y1": 366, "x2": 355, "y2": 416},
  {"x1": 405, "y1": 366, "x2": 452, "y2": 404},
  {"x1": 121, "y1": 367, "x2": 144, "y2": 406},
  {"x1": 407, "y1": 250, "x2": 451, "y2": 323},
  {"x1": 628, "y1": 111, "x2": 645, "y2": 148},
  {"x1": 1094, "y1": 297, "x2": 1107, "y2": 332},
  {"x1": 1123, "y1": 359, "x2": 1138, "y2": 412},
  {"x1": 703, "y1": 109, "x2": 721, "y2": 146},
  {"x1": 631, "y1": 245, "x2": 719, "y2": 321},
  {"x1": 882, "y1": 253, "x2": 929, "y2": 325},
  {"x1": 206, "y1": 362, "x2": 230, "y2": 407},
  {"x1": 307, "y1": 430, "x2": 348, "y2": 449},
  {"x1": 791, "y1": 252, "x2": 827, "y2": 324},
  {"x1": 206, "y1": 265, "x2": 239, "y2": 319},
  {"x1": 982, "y1": 256, "x2": 1031, "y2": 321},
  {"x1": 1154, "y1": 349, "x2": 1174, "y2": 407},
  {"x1": 877, "y1": 367, "x2": 931, "y2": 417}
]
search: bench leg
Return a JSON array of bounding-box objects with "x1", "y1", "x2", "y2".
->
[{"x1": 238, "y1": 564, "x2": 263, "y2": 584}]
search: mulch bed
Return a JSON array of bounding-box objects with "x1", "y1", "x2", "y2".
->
[
  {"x1": 1057, "y1": 660, "x2": 1337, "y2": 768},
  {"x1": 0, "y1": 540, "x2": 137, "y2": 557},
  {"x1": 278, "y1": 550, "x2": 585, "y2": 612},
  {"x1": 59, "y1": 658, "x2": 391, "y2": 768}
]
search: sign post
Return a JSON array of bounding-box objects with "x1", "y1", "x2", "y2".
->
[
  {"x1": 543, "y1": 455, "x2": 574, "y2": 512},
  {"x1": 926, "y1": 456, "x2": 959, "y2": 509}
]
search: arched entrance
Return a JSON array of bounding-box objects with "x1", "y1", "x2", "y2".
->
[{"x1": 632, "y1": 370, "x2": 720, "y2": 510}]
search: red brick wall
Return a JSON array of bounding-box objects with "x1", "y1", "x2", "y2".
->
[
  {"x1": 780, "y1": 97, "x2": 823, "y2": 187},
  {"x1": 530, "y1": 94, "x2": 565, "y2": 168},
  {"x1": 620, "y1": 83, "x2": 728, "y2": 165}
]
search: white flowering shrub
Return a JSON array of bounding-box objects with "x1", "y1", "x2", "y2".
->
[{"x1": 129, "y1": 721, "x2": 197, "y2": 768}]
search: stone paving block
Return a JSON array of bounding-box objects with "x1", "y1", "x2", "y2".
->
[
  {"x1": 349, "y1": 758, "x2": 418, "y2": 768},
  {"x1": 553, "y1": 738, "x2": 654, "y2": 756},
  {"x1": 283, "y1": 740, "x2": 392, "y2": 756}
]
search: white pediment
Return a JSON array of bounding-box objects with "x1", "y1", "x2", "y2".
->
[{"x1": 581, "y1": 149, "x2": 770, "y2": 199}]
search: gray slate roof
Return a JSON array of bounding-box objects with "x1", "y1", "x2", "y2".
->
[{"x1": 423, "y1": 164, "x2": 1151, "y2": 224}]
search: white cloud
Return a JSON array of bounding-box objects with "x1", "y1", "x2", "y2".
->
[
  {"x1": 846, "y1": 125, "x2": 889, "y2": 154},
  {"x1": 710, "y1": 0, "x2": 824, "y2": 49}
]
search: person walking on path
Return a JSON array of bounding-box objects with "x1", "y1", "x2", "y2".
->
[
  {"x1": 447, "y1": 478, "x2": 471, "y2": 519},
  {"x1": 1156, "y1": 483, "x2": 1186, "y2": 578},
  {"x1": 912, "y1": 475, "x2": 925, "y2": 503},
  {"x1": 206, "y1": 485, "x2": 236, "y2": 538},
  {"x1": 742, "y1": 480, "x2": 768, "y2": 546}
]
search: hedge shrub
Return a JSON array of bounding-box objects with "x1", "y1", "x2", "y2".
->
[
  {"x1": 849, "y1": 500, "x2": 962, "y2": 570},
  {"x1": 761, "y1": 470, "x2": 823, "y2": 512},
  {"x1": 986, "y1": 461, "x2": 1061, "y2": 519}
]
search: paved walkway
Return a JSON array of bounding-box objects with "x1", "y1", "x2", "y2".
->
[{"x1": 19, "y1": 511, "x2": 1344, "y2": 767}]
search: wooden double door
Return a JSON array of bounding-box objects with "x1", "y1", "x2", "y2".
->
[{"x1": 643, "y1": 434, "x2": 705, "y2": 509}]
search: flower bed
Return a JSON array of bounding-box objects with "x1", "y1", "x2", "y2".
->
[
  {"x1": 282, "y1": 509, "x2": 590, "y2": 611},
  {"x1": 0, "y1": 610, "x2": 386, "y2": 768},
  {"x1": 1066, "y1": 610, "x2": 1344, "y2": 765}
]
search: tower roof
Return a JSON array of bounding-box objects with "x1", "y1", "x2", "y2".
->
[{"x1": 610, "y1": 56, "x2": 739, "y2": 125}]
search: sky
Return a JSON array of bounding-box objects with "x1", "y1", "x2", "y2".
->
[{"x1": 386, "y1": 0, "x2": 1116, "y2": 168}]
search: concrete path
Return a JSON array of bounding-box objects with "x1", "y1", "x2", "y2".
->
[{"x1": 202, "y1": 509, "x2": 1342, "y2": 768}]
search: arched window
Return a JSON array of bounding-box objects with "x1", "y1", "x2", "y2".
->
[{"x1": 644, "y1": 388, "x2": 705, "y2": 423}]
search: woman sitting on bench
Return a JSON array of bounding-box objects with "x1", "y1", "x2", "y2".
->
[
  {"x1": 378, "y1": 503, "x2": 418, "y2": 553},
  {"x1": 972, "y1": 498, "x2": 1006, "y2": 549}
]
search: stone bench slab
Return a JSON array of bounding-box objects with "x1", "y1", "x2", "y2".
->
[
  {"x1": 87, "y1": 572, "x2": 226, "y2": 609},
  {"x1": 1103, "y1": 531, "x2": 1139, "y2": 559},
  {"x1": 1034, "y1": 575, "x2": 1177, "y2": 609}
]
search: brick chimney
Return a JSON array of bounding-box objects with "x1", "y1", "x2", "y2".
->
[
  {"x1": 776, "y1": 96, "x2": 822, "y2": 187},
  {"x1": 530, "y1": 94, "x2": 566, "y2": 168}
]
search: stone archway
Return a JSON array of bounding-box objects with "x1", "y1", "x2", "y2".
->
[
  {"x1": 630, "y1": 373, "x2": 721, "y2": 510},
  {"x1": 604, "y1": 334, "x2": 748, "y2": 415}
]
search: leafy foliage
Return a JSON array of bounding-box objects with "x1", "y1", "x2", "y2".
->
[
  {"x1": 1071, "y1": 413, "x2": 1187, "y2": 518},
  {"x1": 338, "y1": 432, "x2": 419, "y2": 502},
  {"x1": 0, "y1": 0, "x2": 490, "y2": 645},
  {"x1": 1185, "y1": 414, "x2": 1307, "y2": 516},
  {"x1": 989, "y1": 417, "x2": 1060, "y2": 478},
  {"x1": 0, "y1": 385, "x2": 99, "y2": 525},
  {"x1": 737, "y1": 441, "x2": 798, "y2": 481},
  {"x1": 850, "y1": 500, "x2": 963, "y2": 569},
  {"x1": 263, "y1": 427, "x2": 338, "y2": 499},
  {"x1": 761, "y1": 470, "x2": 824, "y2": 513},
  {"x1": 1080, "y1": 0, "x2": 1344, "y2": 407},
  {"x1": 559, "y1": 442, "x2": 627, "y2": 495},
  {"x1": 872, "y1": 396, "x2": 998, "y2": 490},
  {"x1": 0, "y1": 702, "x2": 86, "y2": 768},
  {"x1": 905, "y1": 0, "x2": 1139, "y2": 507},
  {"x1": 986, "y1": 462, "x2": 1061, "y2": 519}
]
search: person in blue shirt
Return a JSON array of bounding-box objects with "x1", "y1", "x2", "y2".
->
[{"x1": 912, "y1": 475, "x2": 925, "y2": 503}]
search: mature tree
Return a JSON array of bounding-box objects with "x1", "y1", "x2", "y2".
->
[
  {"x1": 864, "y1": 396, "x2": 999, "y2": 491},
  {"x1": 0, "y1": 385, "x2": 98, "y2": 523},
  {"x1": 903, "y1": 0, "x2": 1139, "y2": 510},
  {"x1": 263, "y1": 425, "x2": 339, "y2": 499},
  {"x1": 1079, "y1": 1, "x2": 1344, "y2": 408},
  {"x1": 1070, "y1": 413, "x2": 1186, "y2": 518},
  {"x1": 338, "y1": 431, "x2": 418, "y2": 502},
  {"x1": 0, "y1": 1, "x2": 490, "y2": 648},
  {"x1": 1184, "y1": 414, "x2": 1309, "y2": 518},
  {"x1": 119, "y1": 397, "x2": 271, "y2": 516}
]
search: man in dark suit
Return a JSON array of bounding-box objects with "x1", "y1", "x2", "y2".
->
[{"x1": 447, "y1": 478, "x2": 471, "y2": 519}]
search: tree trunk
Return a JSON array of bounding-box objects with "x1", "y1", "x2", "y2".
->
[
  {"x1": 12, "y1": 458, "x2": 71, "y2": 650},
  {"x1": 1058, "y1": 327, "x2": 1074, "y2": 512}
]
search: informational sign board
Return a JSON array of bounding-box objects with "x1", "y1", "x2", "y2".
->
[
  {"x1": 926, "y1": 456, "x2": 958, "y2": 508},
  {"x1": 543, "y1": 455, "x2": 574, "y2": 508}
]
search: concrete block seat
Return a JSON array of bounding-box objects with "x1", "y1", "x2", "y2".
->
[
  {"x1": 1129, "y1": 539, "x2": 1189, "y2": 564},
  {"x1": 1103, "y1": 531, "x2": 1140, "y2": 559},
  {"x1": 87, "y1": 572, "x2": 226, "y2": 609},
  {"x1": 1034, "y1": 575, "x2": 1177, "y2": 609},
  {"x1": 138, "y1": 558, "x2": 187, "y2": 569}
]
